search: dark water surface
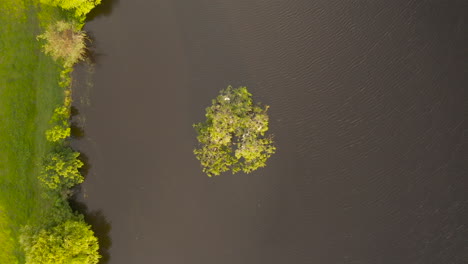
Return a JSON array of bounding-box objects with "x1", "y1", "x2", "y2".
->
[{"x1": 72, "y1": 0, "x2": 468, "y2": 263}]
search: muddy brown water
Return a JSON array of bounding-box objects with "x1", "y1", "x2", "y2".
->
[{"x1": 71, "y1": 1, "x2": 468, "y2": 263}]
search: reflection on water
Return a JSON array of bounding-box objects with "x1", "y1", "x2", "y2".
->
[
  {"x1": 69, "y1": 195, "x2": 112, "y2": 264},
  {"x1": 70, "y1": 123, "x2": 85, "y2": 139},
  {"x1": 76, "y1": 151, "x2": 91, "y2": 181},
  {"x1": 86, "y1": 0, "x2": 120, "y2": 21}
]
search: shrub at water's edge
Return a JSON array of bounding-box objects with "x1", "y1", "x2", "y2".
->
[
  {"x1": 37, "y1": 20, "x2": 87, "y2": 68},
  {"x1": 193, "y1": 86, "x2": 276, "y2": 176},
  {"x1": 40, "y1": 0, "x2": 101, "y2": 22},
  {"x1": 0, "y1": 0, "x2": 101, "y2": 262},
  {"x1": 45, "y1": 105, "x2": 71, "y2": 142},
  {"x1": 26, "y1": 0, "x2": 103, "y2": 259},
  {"x1": 39, "y1": 146, "x2": 84, "y2": 190},
  {"x1": 20, "y1": 219, "x2": 100, "y2": 264}
]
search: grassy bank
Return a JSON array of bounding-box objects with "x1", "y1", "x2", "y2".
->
[{"x1": 0, "y1": 1, "x2": 86, "y2": 263}]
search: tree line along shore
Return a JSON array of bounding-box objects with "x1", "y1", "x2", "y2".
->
[{"x1": 0, "y1": 1, "x2": 101, "y2": 263}]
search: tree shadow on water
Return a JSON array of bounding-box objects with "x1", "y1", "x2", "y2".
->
[
  {"x1": 86, "y1": 0, "x2": 120, "y2": 22},
  {"x1": 70, "y1": 106, "x2": 80, "y2": 117},
  {"x1": 70, "y1": 106, "x2": 86, "y2": 139},
  {"x1": 69, "y1": 197, "x2": 112, "y2": 264},
  {"x1": 77, "y1": 152, "x2": 91, "y2": 179},
  {"x1": 71, "y1": 122, "x2": 85, "y2": 139},
  {"x1": 84, "y1": 32, "x2": 107, "y2": 65}
]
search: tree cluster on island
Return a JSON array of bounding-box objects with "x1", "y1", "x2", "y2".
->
[{"x1": 194, "y1": 86, "x2": 276, "y2": 176}]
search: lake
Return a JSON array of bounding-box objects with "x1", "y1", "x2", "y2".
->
[{"x1": 72, "y1": 0, "x2": 468, "y2": 263}]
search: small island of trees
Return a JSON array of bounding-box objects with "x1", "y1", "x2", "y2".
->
[{"x1": 193, "y1": 86, "x2": 276, "y2": 176}]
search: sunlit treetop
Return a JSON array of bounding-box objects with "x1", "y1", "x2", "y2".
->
[
  {"x1": 20, "y1": 219, "x2": 100, "y2": 264},
  {"x1": 194, "y1": 86, "x2": 276, "y2": 177},
  {"x1": 40, "y1": 0, "x2": 101, "y2": 20}
]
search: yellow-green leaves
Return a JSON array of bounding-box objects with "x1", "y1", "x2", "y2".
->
[
  {"x1": 45, "y1": 125, "x2": 71, "y2": 142},
  {"x1": 39, "y1": 147, "x2": 84, "y2": 190},
  {"x1": 40, "y1": 0, "x2": 101, "y2": 20},
  {"x1": 45, "y1": 105, "x2": 71, "y2": 142},
  {"x1": 194, "y1": 86, "x2": 276, "y2": 176},
  {"x1": 21, "y1": 220, "x2": 100, "y2": 264}
]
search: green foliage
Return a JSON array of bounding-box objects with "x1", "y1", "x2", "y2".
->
[
  {"x1": 37, "y1": 20, "x2": 87, "y2": 67},
  {"x1": 43, "y1": 193, "x2": 78, "y2": 227},
  {"x1": 45, "y1": 105, "x2": 71, "y2": 142},
  {"x1": 45, "y1": 125, "x2": 71, "y2": 142},
  {"x1": 51, "y1": 105, "x2": 69, "y2": 121},
  {"x1": 20, "y1": 219, "x2": 101, "y2": 264},
  {"x1": 0, "y1": 1, "x2": 99, "y2": 262},
  {"x1": 194, "y1": 86, "x2": 276, "y2": 176},
  {"x1": 0, "y1": 1, "x2": 69, "y2": 262},
  {"x1": 40, "y1": 0, "x2": 101, "y2": 19},
  {"x1": 39, "y1": 147, "x2": 84, "y2": 190},
  {"x1": 59, "y1": 67, "x2": 73, "y2": 87}
]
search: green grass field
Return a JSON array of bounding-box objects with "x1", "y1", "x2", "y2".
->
[{"x1": 0, "y1": 1, "x2": 67, "y2": 263}]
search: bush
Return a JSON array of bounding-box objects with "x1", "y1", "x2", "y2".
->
[
  {"x1": 37, "y1": 21, "x2": 87, "y2": 67},
  {"x1": 39, "y1": 147, "x2": 84, "y2": 190},
  {"x1": 51, "y1": 105, "x2": 70, "y2": 122},
  {"x1": 20, "y1": 219, "x2": 100, "y2": 264},
  {"x1": 40, "y1": 0, "x2": 101, "y2": 19},
  {"x1": 45, "y1": 105, "x2": 71, "y2": 142},
  {"x1": 193, "y1": 86, "x2": 276, "y2": 176},
  {"x1": 46, "y1": 125, "x2": 71, "y2": 142},
  {"x1": 59, "y1": 67, "x2": 73, "y2": 88}
]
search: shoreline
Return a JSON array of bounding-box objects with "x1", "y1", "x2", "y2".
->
[{"x1": 0, "y1": 1, "x2": 101, "y2": 263}]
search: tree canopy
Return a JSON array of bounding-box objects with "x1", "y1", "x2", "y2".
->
[
  {"x1": 45, "y1": 105, "x2": 71, "y2": 142},
  {"x1": 40, "y1": 0, "x2": 101, "y2": 19},
  {"x1": 193, "y1": 86, "x2": 276, "y2": 176},
  {"x1": 20, "y1": 220, "x2": 100, "y2": 264},
  {"x1": 39, "y1": 146, "x2": 84, "y2": 190},
  {"x1": 37, "y1": 21, "x2": 87, "y2": 68}
]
